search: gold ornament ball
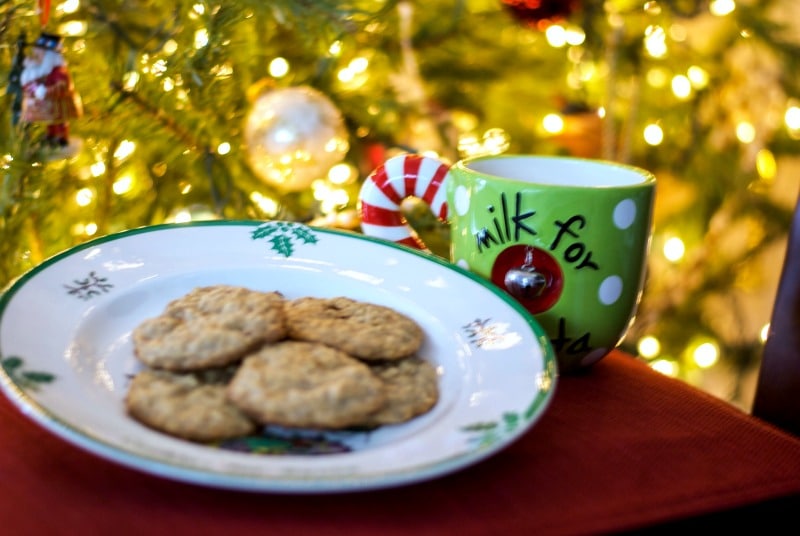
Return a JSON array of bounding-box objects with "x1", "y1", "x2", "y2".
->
[{"x1": 244, "y1": 86, "x2": 350, "y2": 192}]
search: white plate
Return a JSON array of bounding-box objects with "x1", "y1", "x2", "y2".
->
[{"x1": 0, "y1": 221, "x2": 557, "y2": 493}]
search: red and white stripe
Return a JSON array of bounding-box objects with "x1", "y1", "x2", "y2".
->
[{"x1": 359, "y1": 154, "x2": 451, "y2": 250}]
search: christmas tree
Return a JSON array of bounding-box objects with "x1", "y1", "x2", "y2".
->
[{"x1": 2, "y1": 0, "x2": 798, "y2": 408}]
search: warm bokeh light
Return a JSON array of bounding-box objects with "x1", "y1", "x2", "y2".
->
[
  {"x1": 646, "y1": 67, "x2": 669, "y2": 88},
  {"x1": 114, "y1": 140, "x2": 136, "y2": 160},
  {"x1": 328, "y1": 41, "x2": 343, "y2": 56},
  {"x1": 75, "y1": 188, "x2": 94, "y2": 207},
  {"x1": 785, "y1": 106, "x2": 800, "y2": 129},
  {"x1": 112, "y1": 174, "x2": 134, "y2": 195},
  {"x1": 57, "y1": 20, "x2": 87, "y2": 36},
  {"x1": 565, "y1": 26, "x2": 586, "y2": 46},
  {"x1": 651, "y1": 359, "x2": 678, "y2": 377},
  {"x1": 643, "y1": 123, "x2": 664, "y2": 145},
  {"x1": 545, "y1": 25, "x2": 567, "y2": 47},
  {"x1": 250, "y1": 192, "x2": 279, "y2": 216},
  {"x1": 163, "y1": 39, "x2": 178, "y2": 55},
  {"x1": 663, "y1": 236, "x2": 686, "y2": 262},
  {"x1": 122, "y1": 71, "x2": 140, "y2": 91},
  {"x1": 693, "y1": 342, "x2": 719, "y2": 368},
  {"x1": 194, "y1": 29, "x2": 209, "y2": 49},
  {"x1": 710, "y1": 0, "x2": 736, "y2": 16},
  {"x1": 736, "y1": 121, "x2": 756, "y2": 143},
  {"x1": 637, "y1": 336, "x2": 661, "y2": 359},
  {"x1": 543, "y1": 113, "x2": 564, "y2": 134},
  {"x1": 57, "y1": 0, "x2": 80, "y2": 14},
  {"x1": 644, "y1": 25, "x2": 667, "y2": 58},
  {"x1": 328, "y1": 163, "x2": 355, "y2": 184},
  {"x1": 269, "y1": 57, "x2": 290, "y2": 78},
  {"x1": 687, "y1": 66, "x2": 709, "y2": 88},
  {"x1": 756, "y1": 149, "x2": 776, "y2": 180},
  {"x1": 90, "y1": 162, "x2": 106, "y2": 177},
  {"x1": 671, "y1": 75, "x2": 692, "y2": 100}
]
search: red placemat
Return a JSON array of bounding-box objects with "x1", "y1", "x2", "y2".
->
[{"x1": 2, "y1": 350, "x2": 800, "y2": 535}]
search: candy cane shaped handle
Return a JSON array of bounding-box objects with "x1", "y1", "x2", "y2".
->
[{"x1": 359, "y1": 154, "x2": 451, "y2": 250}]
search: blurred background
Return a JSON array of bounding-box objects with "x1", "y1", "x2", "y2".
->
[{"x1": 1, "y1": 0, "x2": 798, "y2": 410}]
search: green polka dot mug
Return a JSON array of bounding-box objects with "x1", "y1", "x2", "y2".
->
[{"x1": 359, "y1": 153, "x2": 656, "y2": 373}]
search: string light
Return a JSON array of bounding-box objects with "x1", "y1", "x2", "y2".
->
[
  {"x1": 152, "y1": 59, "x2": 168, "y2": 76},
  {"x1": 57, "y1": 0, "x2": 80, "y2": 14},
  {"x1": 349, "y1": 57, "x2": 369, "y2": 73},
  {"x1": 210, "y1": 63, "x2": 233, "y2": 79},
  {"x1": 643, "y1": 1, "x2": 661, "y2": 15},
  {"x1": 57, "y1": 20, "x2": 87, "y2": 36},
  {"x1": 249, "y1": 192, "x2": 279, "y2": 216},
  {"x1": 75, "y1": 188, "x2": 94, "y2": 207},
  {"x1": 671, "y1": 75, "x2": 692, "y2": 100},
  {"x1": 646, "y1": 67, "x2": 669, "y2": 88},
  {"x1": 312, "y1": 181, "x2": 350, "y2": 214},
  {"x1": 565, "y1": 26, "x2": 586, "y2": 46},
  {"x1": 687, "y1": 66, "x2": 709, "y2": 89},
  {"x1": 163, "y1": 40, "x2": 178, "y2": 55},
  {"x1": 637, "y1": 335, "x2": 661, "y2": 358},
  {"x1": 542, "y1": 113, "x2": 564, "y2": 134},
  {"x1": 756, "y1": 149, "x2": 776, "y2": 180},
  {"x1": 482, "y1": 128, "x2": 510, "y2": 154},
  {"x1": 194, "y1": 29, "x2": 209, "y2": 49},
  {"x1": 545, "y1": 25, "x2": 568, "y2": 47},
  {"x1": 458, "y1": 134, "x2": 481, "y2": 157},
  {"x1": 651, "y1": 359, "x2": 678, "y2": 377},
  {"x1": 269, "y1": 57, "x2": 290, "y2": 78},
  {"x1": 112, "y1": 174, "x2": 134, "y2": 195},
  {"x1": 328, "y1": 163, "x2": 355, "y2": 185},
  {"x1": 337, "y1": 57, "x2": 370, "y2": 87},
  {"x1": 735, "y1": 121, "x2": 756, "y2": 143},
  {"x1": 543, "y1": 24, "x2": 584, "y2": 47},
  {"x1": 329, "y1": 41, "x2": 343, "y2": 56},
  {"x1": 90, "y1": 162, "x2": 106, "y2": 177},
  {"x1": 663, "y1": 236, "x2": 685, "y2": 262},
  {"x1": 458, "y1": 128, "x2": 510, "y2": 158},
  {"x1": 710, "y1": 0, "x2": 736, "y2": 16},
  {"x1": 668, "y1": 23, "x2": 688, "y2": 42},
  {"x1": 122, "y1": 71, "x2": 140, "y2": 91},
  {"x1": 785, "y1": 105, "x2": 800, "y2": 130},
  {"x1": 114, "y1": 140, "x2": 136, "y2": 160},
  {"x1": 643, "y1": 123, "x2": 664, "y2": 145},
  {"x1": 644, "y1": 25, "x2": 667, "y2": 58},
  {"x1": 692, "y1": 341, "x2": 719, "y2": 368}
]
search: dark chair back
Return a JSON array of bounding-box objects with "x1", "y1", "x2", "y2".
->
[{"x1": 752, "y1": 194, "x2": 800, "y2": 436}]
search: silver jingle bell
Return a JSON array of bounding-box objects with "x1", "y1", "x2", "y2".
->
[{"x1": 504, "y1": 265, "x2": 550, "y2": 300}]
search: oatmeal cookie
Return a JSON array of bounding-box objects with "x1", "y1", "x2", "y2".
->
[
  {"x1": 284, "y1": 297, "x2": 423, "y2": 360},
  {"x1": 227, "y1": 341, "x2": 386, "y2": 428},
  {"x1": 132, "y1": 285, "x2": 286, "y2": 371},
  {"x1": 125, "y1": 369, "x2": 258, "y2": 442},
  {"x1": 362, "y1": 357, "x2": 439, "y2": 426}
]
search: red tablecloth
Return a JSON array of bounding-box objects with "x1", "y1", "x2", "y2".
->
[{"x1": 3, "y1": 350, "x2": 800, "y2": 535}]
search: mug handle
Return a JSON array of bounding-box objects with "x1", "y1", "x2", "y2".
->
[{"x1": 358, "y1": 153, "x2": 452, "y2": 251}]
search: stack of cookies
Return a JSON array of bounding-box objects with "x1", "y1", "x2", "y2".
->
[{"x1": 125, "y1": 285, "x2": 439, "y2": 443}]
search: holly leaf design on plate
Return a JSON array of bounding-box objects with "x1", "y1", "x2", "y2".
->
[
  {"x1": 251, "y1": 221, "x2": 320, "y2": 258},
  {"x1": 270, "y1": 234, "x2": 294, "y2": 257},
  {"x1": 1, "y1": 356, "x2": 55, "y2": 391}
]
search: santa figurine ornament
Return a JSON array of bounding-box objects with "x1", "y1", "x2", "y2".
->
[{"x1": 20, "y1": 32, "x2": 82, "y2": 154}]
